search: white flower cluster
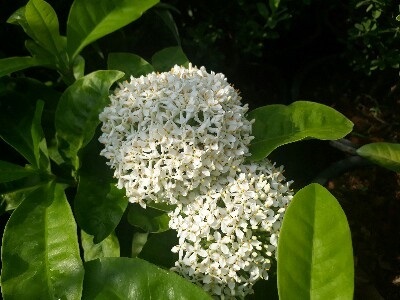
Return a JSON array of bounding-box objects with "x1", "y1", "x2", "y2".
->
[
  {"x1": 99, "y1": 64, "x2": 293, "y2": 299},
  {"x1": 169, "y1": 162, "x2": 293, "y2": 299},
  {"x1": 99, "y1": 64, "x2": 253, "y2": 207}
]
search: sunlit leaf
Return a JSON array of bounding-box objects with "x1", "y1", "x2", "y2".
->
[
  {"x1": 67, "y1": 0, "x2": 159, "y2": 59},
  {"x1": 81, "y1": 230, "x2": 120, "y2": 262},
  {"x1": 277, "y1": 183, "x2": 354, "y2": 300},
  {"x1": 356, "y1": 142, "x2": 400, "y2": 172},
  {"x1": 82, "y1": 257, "x2": 212, "y2": 299},
  {"x1": 1, "y1": 183, "x2": 84, "y2": 300},
  {"x1": 55, "y1": 70, "x2": 124, "y2": 169},
  {"x1": 25, "y1": 0, "x2": 64, "y2": 56},
  {"x1": 128, "y1": 203, "x2": 170, "y2": 233},
  {"x1": 248, "y1": 101, "x2": 354, "y2": 160},
  {"x1": 107, "y1": 52, "x2": 154, "y2": 80},
  {"x1": 151, "y1": 46, "x2": 189, "y2": 72}
]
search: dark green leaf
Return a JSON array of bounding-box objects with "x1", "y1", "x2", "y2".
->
[
  {"x1": 67, "y1": 0, "x2": 159, "y2": 59},
  {"x1": 81, "y1": 230, "x2": 120, "y2": 262},
  {"x1": 356, "y1": 142, "x2": 400, "y2": 172},
  {"x1": 0, "y1": 100, "x2": 49, "y2": 170},
  {"x1": 75, "y1": 179, "x2": 128, "y2": 243},
  {"x1": 277, "y1": 183, "x2": 354, "y2": 300},
  {"x1": 107, "y1": 52, "x2": 154, "y2": 80},
  {"x1": 139, "y1": 230, "x2": 178, "y2": 268},
  {"x1": 55, "y1": 70, "x2": 124, "y2": 169},
  {"x1": 7, "y1": 6, "x2": 34, "y2": 37},
  {"x1": 1, "y1": 182, "x2": 84, "y2": 300},
  {"x1": 248, "y1": 101, "x2": 354, "y2": 160},
  {"x1": 155, "y1": 6, "x2": 181, "y2": 45},
  {"x1": 82, "y1": 257, "x2": 212, "y2": 299},
  {"x1": 128, "y1": 203, "x2": 170, "y2": 233},
  {"x1": 0, "y1": 56, "x2": 49, "y2": 78},
  {"x1": 74, "y1": 136, "x2": 128, "y2": 243},
  {"x1": 151, "y1": 46, "x2": 189, "y2": 72},
  {"x1": 25, "y1": 0, "x2": 64, "y2": 57},
  {"x1": 0, "y1": 161, "x2": 36, "y2": 183}
]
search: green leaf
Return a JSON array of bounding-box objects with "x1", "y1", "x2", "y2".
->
[
  {"x1": 277, "y1": 183, "x2": 354, "y2": 300},
  {"x1": 131, "y1": 232, "x2": 149, "y2": 258},
  {"x1": 356, "y1": 142, "x2": 400, "y2": 172},
  {"x1": 25, "y1": 0, "x2": 64, "y2": 57},
  {"x1": 0, "y1": 56, "x2": 48, "y2": 78},
  {"x1": 128, "y1": 203, "x2": 170, "y2": 233},
  {"x1": 107, "y1": 52, "x2": 154, "y2": 80},
  {"x1": 74, "y1": 136, "x2": 128, "y2": 243},
  {"x1": 31, "y1": 100, "x2": 50, "y2": 171},
  {"x1": 67, "y1": 0, "x2": 159, "y2": 59},
  {"x1": 1, "y1": 185, "x2": 39, "y2": 211},
  {"x1": 82, "y1": 257, "x2": 213, "y2": 299},
  {"x1": 151, "y1": 46, "x2": 189, "y2": 72},
  {"x1": 1, "y1": 183, "x2": 84, "y2": 300},
  {"x1": 55, "y1": 70, "x2": 124, "y2": 169},
  {"x1": 0, "y1": 161, "x2": 36, "y2": 183},
  {"x1": 81, "y1": 230, "x2": 120, "y2": 262},
  {"x1": 139, "y1": 230, "x2": 178, "y2": 268},
  {"x1": 76, "y1": 179, "x2": 128, "y2": 243},
  {"x1": 248, "y1": 101, "x2": 354, "y2": 160},
  {"x1": 0, "y1": 100, "x2": 49, "y2": 170}
]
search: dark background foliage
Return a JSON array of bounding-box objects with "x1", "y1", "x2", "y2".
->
[{"x1": 1, "y1": 0, "x2": 399, "y2": 298}]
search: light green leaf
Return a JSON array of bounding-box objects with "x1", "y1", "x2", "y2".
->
[
  {"x1": 67, "y1": 0, "x2": 159, "y2": 59},
  {"x1": 151, "y1": 46, "x2": 189, "y2": 72},
  {"x1": 248, "y1": 101, "x2": 354, "y2": 160},
  {"x1": 25, "y1": 0, "x2": 64, "y2": 56},
  {"x1": 356, "y1": 142, "x2": 400, "y2": 172},
  {"x1": 55, "y1": 70, "x2": 124, "y2": 169},
  {"x1": 31, "y1": 100, "x2": 50, "y2": 171},
  {"x1": 0, "y1": 56, "x2": 49, "y2": 78},
  {"x1": 81, "y1": 230, "x2": 120, "y2": 262},
  {"x1": 131, "y1": 232, "x2": 149, "y2": 258},
  {"x1": 1, "y1": 183, "x2": 84, "y2": 300},
  {"x1": 128, "y1": 203, "x2": 170, "y2": 233},
  {"x1": 107, "y1": 52, "x2": 154, "y2": 80},
  {"x1": 82, "y1": 257, "x2": 213, "y2": 299},
  {"x1": 0, "y1": 161, "x2": 36, "y2": 183},
  {"x1": 277, "y1": 183, "x2": 354, "y2": 300},
  {"x1": 7, "y1": 6, "x2": 34, "y2": 37},
  {"x1": 72, "y1": 55, "x2": 85, "y2": 79}
]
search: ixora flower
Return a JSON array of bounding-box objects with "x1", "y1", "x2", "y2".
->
[
  {"x1": 169, "y1": 160, "x2": 293, "y2": 299},
  {"x1": 99, "y1": 64, "x2": 253, "y2": 207}
]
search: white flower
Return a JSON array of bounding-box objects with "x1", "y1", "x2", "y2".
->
[
  {"x1": 169, "y1": 160, "x2": 293, "y2": 299},
  {"x1": 99, "y1": 64, "x2": 253, "y2": 207}
]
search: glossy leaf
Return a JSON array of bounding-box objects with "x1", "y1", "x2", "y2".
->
[
  {"x1": 247, "y1": 101, "x2": 354, "y2": 160},
  {"x1": 0, "y1": 56, "x2": 49, "y2": 78},
  {"x1": 31, "y1": 100, "x2": 50, "y2": 171},
  {"x1": 128, "y1": 203, "x2": 170, "y2": 233},
  {"x1": 277, "y1": 183, "x2": 354, "y2": 300},
  {"x1": 356, "y1": 142, "x2": 400, "y2": 172},
  {"x1": 25, "y1": 0, "x2": 64, "y2": 56},
  {"x1": 81, "y1": 230, "x2": 120, "y2": 262},
  {"x1": 0, "y1": 161, "x2": 36, "y2": 183},
  {"x1": 1, "y1": 183, "x2": 84, "y2": 300},
  {"x1": 151, "y1": 46, "x2": 189, "y2": 71},
  {"x1": 55, "y1": 70, "x2": 124, "y2": 169},
  {"x1": 67, "y1": 0, "x2": 159, "y2": 59},
  {"x1": 107, "y1": 52, "x2": 154, "y2": 80},
  {"x1": 74, "y1": 136, "x2": 128, "y2": 243},
  {"x1": 82, "y1": 257, "x2": 213, "y2": 299},
  {"x1": 1, "y1": 185, "x2": 39, "y2": 211}
]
